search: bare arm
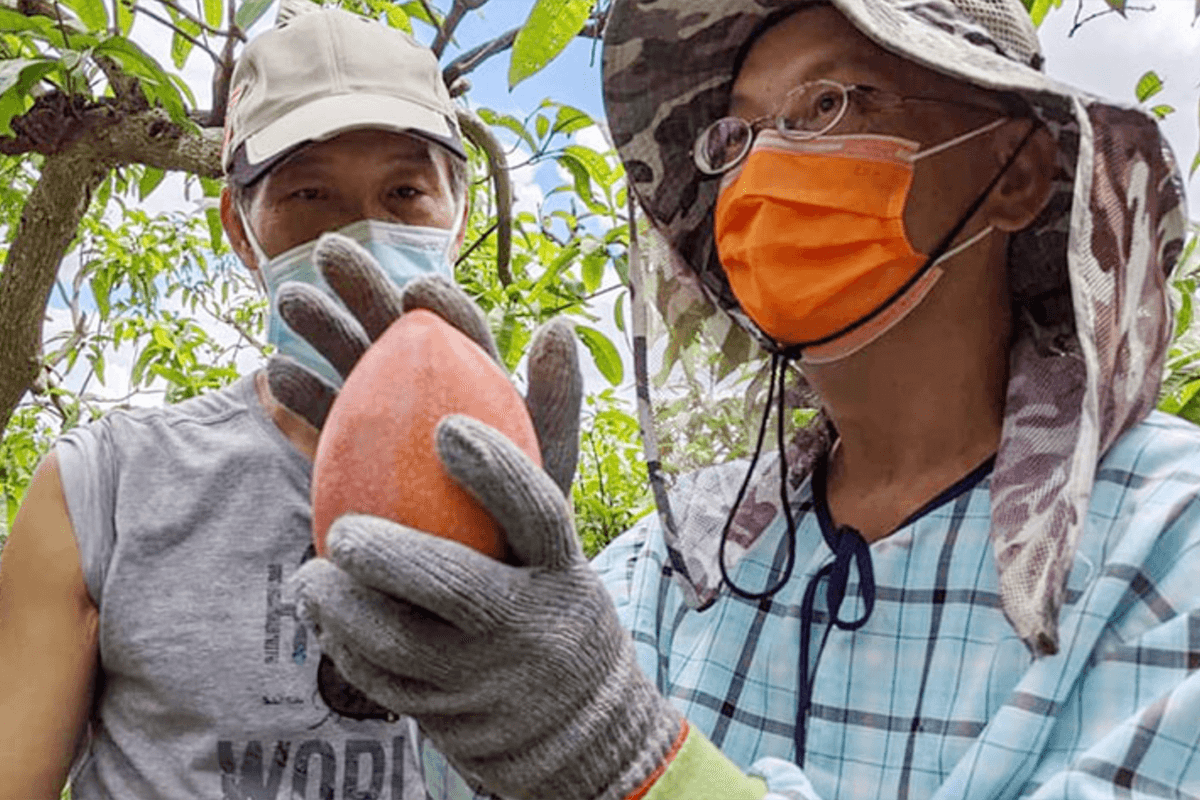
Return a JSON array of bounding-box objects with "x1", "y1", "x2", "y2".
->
[{"x1": 0, "y1": 453, "x2": 99, "y2": 800}]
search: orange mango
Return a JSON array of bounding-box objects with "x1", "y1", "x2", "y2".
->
[{"x1": 311, "y1": 309, "x2": 540, "y2": 559}]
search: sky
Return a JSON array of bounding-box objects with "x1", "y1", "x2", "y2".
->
[{"x1": 40, "y1": 0, "x2": 1200, "y2": 409}]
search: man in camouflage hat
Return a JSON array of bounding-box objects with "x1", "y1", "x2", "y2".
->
[{"x1": 287, "y1": 2, "x2": 1200, "y2": 800}]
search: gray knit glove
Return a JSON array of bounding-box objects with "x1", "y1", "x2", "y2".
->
[
  {"x1": 290, "y1": 415, "x2": 684, "y2": 800},
  {"x1": 268, "y1": 232, "x2": 583, "y2": 722},
  {"x1": 266, "y1": 231, "x2": 582, "y2": 495}
]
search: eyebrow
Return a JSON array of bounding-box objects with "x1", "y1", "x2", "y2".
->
[
  {"x1": 728, "y1": 53, "x2": 893, "y2": 113},
  {"x1": 274, "y1": 142, "x2": 438, "y2": 176}
]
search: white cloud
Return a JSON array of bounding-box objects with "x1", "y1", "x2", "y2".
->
[
  {"x1": 575, "y1": 123, "x2": 613, "y2": 154},
  {"x1": 1039, "y1": 3, "x2": 1199, "y2": 213}
]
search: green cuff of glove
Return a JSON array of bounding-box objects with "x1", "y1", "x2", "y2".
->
[{"x1": 639, "y1": 723, "x2": 768, "y2": 800}]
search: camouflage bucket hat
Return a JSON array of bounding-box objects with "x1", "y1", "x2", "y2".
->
[{"x1": 603, "y1": 0, "x2": 1188, "y2": 654}]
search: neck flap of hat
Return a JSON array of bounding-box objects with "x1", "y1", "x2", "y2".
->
[{"x1": 607, "y1": 0, "x2": 1189, "y2": 655}]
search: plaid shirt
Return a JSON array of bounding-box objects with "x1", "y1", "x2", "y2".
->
[{"x1": 421, "y1": 411, "x2": 1200, "y2": 799}]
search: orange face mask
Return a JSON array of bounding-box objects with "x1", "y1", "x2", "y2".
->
[{"x1": 714, "y1": 123, "x2": 1005, "y2": 362}]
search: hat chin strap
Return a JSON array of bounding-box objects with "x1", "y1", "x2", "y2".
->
[{"x1": 799, "y1": 224, "x2": 995, "y2": 365}]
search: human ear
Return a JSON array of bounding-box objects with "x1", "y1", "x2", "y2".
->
[
  {"x1": 985, "y1": 120, "x2": 1057, "y2": 233},
  {"x1": 220, "y1": 187, "x2": 261, "y2": 278}
]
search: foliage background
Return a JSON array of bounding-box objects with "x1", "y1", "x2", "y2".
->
[{"x1": 0, "y1": 0, "x2": 1196, "y2": 562}]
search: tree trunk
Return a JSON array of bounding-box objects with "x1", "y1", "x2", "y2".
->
[{"x1": 0, "y1": 109, "x2": 221, "y2": 434}]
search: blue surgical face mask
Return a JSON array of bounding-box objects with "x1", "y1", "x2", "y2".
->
[{"x1": 240, "y1": 213, "x2": 458, "y2": 386}]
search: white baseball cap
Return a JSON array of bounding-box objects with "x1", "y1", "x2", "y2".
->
[{"x1": 222, "y1": 4, "x2": 465, "y2": 185}]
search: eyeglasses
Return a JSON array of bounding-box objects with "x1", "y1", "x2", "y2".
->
[{"x1": 693, "y1": 79, "x2": 1008, "y2": 175}]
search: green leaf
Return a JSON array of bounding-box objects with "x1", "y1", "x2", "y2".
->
[
  {"x1": 384, "y1": 2, "x2": 411, "y2": 33},
  {"x1": 1025, "y1": 0, "x2": 1063, "y2": 27},
  {"x1": 151, "y1": 324, "x2": 174, "y2": 349},
  {"x1": 91, "y1": 351, "x2": 106, "y2": 385},
  {"x1": 0, "y1": 57, "x2": 55, "y2": 96},
  {"x1": 95, "y1": 36, "x2": 166, "y2": 82},
  {"x1": 553, "y1": 104, "x2": 592, "y2": 136},
  {"x1": 0, "y1": 59, "x2": 54, "y2": 135},
  {"x1": 508, "y1": 0, "x2": 594, "y2": 88},
  {"x1": 130, "y1": 345, "x2": 155, "y2": 386},
  {"x1": 535, "y1": 114, "x2": 549, "y2": 141},
  {"x1": 150, "y1": 364, "x2": 190, "y2": 385},
  {"x1": 1169, "y1": 379, "x2": 1200, "y2": 424},
  {"x1": 199, "y1": 176, "x2": 223, "y2": 197},
  {"x1": 203, "y1": 0, "x2": 222, "y2": 27},
  {"x1": 1135, "y1": 70, "x2": 1163, "y2": 103},
  {"x1": 166, "y1": 4, "x2": 201, "y2": 68},
  {"x1": 1194, "y1": 98, "x2": 1200, "y2": 178},
  {"x1": 206, "y1": 207, "x2": 224, "y2": 252},
  {"x1": 138, "y1": 166, "x2": 165, "y2": 200},
  {"x1": 1174, "y1": 285, "x2": 1193, "y2": 341},
  {"x1": 581, "y1": 245, "x2": 605, "y2": 294},
  {"x1": 1105, "y1": 0, "x2": 1126, "y2": 15},
  {"x1": 1150, "y1": 104, "x2": 1175, "y2": 120},
  {"x1": 234, "y1": 0, "x2": 273, "y2": 30},
  {"x1": 0, "y1": 9, "x2": 56, "y2": 37},
  {"x1": 62, "y1": 0, "x2": 108, "y2": 31},
  {"x1": 478, "y1": 108, "x2": 538, "y2": 153},
  {"x1": 613, "y1": 291, "x2": 626, "y2": 334},
  {"x1": 171, "y1": 30, "x2": 195, "y2": 69},
  {"x1": 576, "y1": 325, "x2": 623, "y2": 386},
  {"x1": 90, "y1": 272, "x2": 111, "y2": 319},
  {"x1": 401, "y1": 0, "x2": 438, "y2": 27},
  {"x1": 557, "y1": 152, "x2": 597, "y2": 209},
  {"x1": 117, "y1": 0, "x2": 134, "y2": 34},
  {"x1": 564, "y1": 143, "x2": 612, "y2": 187}
]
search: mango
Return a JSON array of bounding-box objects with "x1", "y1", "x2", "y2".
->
[{"x1": 311, "y1": 309, "x2": 541, "y2": 560}]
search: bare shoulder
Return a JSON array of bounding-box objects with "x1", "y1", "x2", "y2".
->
[
  {"x1": 0, "y1": 452, "x2": 99, "y2": 800},
  {"x1": 2, "y1": 452, "x2": 96, "y2": 612}
]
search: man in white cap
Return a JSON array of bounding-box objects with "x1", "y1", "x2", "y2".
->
[
  {"x1": 0, "y1": 5, "x2": 580, "y2": 798},
  {"x1": 285, "y1": 1, "x2": 1200, "y2": 799}
]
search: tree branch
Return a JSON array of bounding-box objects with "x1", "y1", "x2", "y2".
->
[
  {"x1": 431, "y1": 0, "x2": 487, "y2": 59},
  {"x1": 94, "y1": 53, "x2": 145, "y2": 103},
  {"x1": 153, "y1": 0, "x2": 246, "y2": 40},
  {"x1": 416, "y1": 0, "x2": 443, "y2": 45},
  {"x1": 441, "y1": 13, "x2": 606, "y2": 87},
  {"x1": 0, "y1": 109, "x2": 222, "y2": 432},
  {"x1": 204, "y1": 25, "x2": 238, "y2": 128},
  {"x1": 0, "y1": 97, "x2": 223, "y2": 175},
  {"x1": 1069, "y1": 0, "x2": 1154, "y2": 35},
  {"x1": 442, "y1": 27, "x2": 516, "y2": 87},
  {"x1": 132, "y1": 4, "x2": 226, "y2": 63},
  {"x1": 456, "y1": 107, "x2": 511, "y2": 285}
]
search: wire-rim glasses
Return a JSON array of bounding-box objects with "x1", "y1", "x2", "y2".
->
[{"x1": 693, "y1": 79, "x2": 1007, "y2": 175}]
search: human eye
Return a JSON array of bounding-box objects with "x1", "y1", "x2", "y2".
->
[
  {"x1": 288, "y1": 186, "x2": 325, "y2": 201},
  {"x1": 779, "y1": 82, "x2": 845, "y2": 136},
  {"x1": 388, "y1": 184, "x2": 421, "y2": 200}
]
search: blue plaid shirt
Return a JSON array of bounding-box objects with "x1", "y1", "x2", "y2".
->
[{"x1": 422, "y1": 411, "x2": 1200, "y2": 799}]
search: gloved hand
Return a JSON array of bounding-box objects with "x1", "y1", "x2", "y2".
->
[
  {"x1": 290, "y1": 415, "x2": 686, "y2": 800},
  {"x1": 266, "y1": 231, "x2": 582, "y2": 495},
  {"x1": 267, "y1": 232, "x2": 582, "y2": 721}
]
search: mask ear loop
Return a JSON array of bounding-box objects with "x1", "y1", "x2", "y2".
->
[
  {"x1": 717, "y1": 351, "x2": 799, "y2": 599},
  {"x1": 783, "y1": 117, "x2": 1043, "y2": 360},
  {"x1": 235, "y1": 200, "x2": 271, "y2": 294}
]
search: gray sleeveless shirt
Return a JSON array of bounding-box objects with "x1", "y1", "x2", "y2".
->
[{"x1": 56, "y1": 374, "x2": 429, "y2": 799}]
